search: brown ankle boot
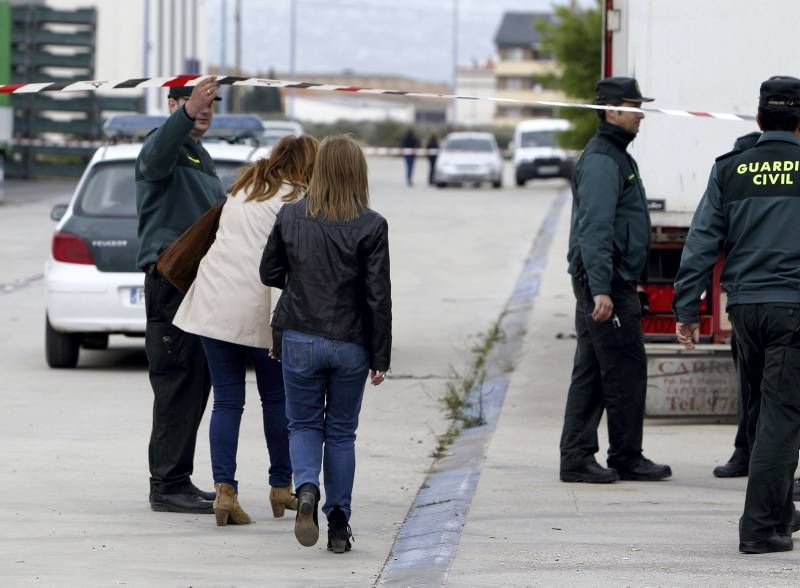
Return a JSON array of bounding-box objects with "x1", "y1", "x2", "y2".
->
[
  {"x1": 269, "y1": 485, "x2": 299, "y2": 518},
  {"x1": 213, "y1": 483, "x2": 252, "y2": 526}
]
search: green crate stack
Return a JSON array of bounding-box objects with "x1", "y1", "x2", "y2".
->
[{"x1": 7, "y1": 4, "x2": 142, "y2": 178}]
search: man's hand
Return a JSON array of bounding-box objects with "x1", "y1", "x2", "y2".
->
[
  {"x1": 370, "y1": 370, "x2": 386, "y2": 386},
  {"x1": 184, "y1": 77, "x2": 219, "y2": 119},
  {"x1": 676, "y1": 322, "x2": 700, "y2": 350},
  {"x1": 592, "y1": 294, "x2": 614, "y2": 322}
]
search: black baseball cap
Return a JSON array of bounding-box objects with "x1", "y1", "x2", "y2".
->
[
  {"x1": 759, "y1": 76, "x2": 800, "y2": 107},
  {"x1": 595, "y1": 77, "x2": 654, "y2": 104},
  {"x1": 167, "y1": 86, "x2": 222, "y2": 101}
]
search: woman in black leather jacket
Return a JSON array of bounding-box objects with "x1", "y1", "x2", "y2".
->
[{"x1": 260, "y1": 135, "x2": 391, "y2": 554}]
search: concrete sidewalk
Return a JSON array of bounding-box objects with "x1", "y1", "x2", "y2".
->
[{"x1": 447, "y1": 199, "x2": 800, "y2": 587}]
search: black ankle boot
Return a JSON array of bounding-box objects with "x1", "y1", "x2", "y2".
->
[
  {"x1": 327, "y1": 506, "x2": 354, "y2": 554},
  {"x1": 294, "y1": 484, "x2": 320, "y2": 547}
]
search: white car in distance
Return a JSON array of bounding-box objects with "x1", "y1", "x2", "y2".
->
[
  {"x1": 434, "y1": 132, "x2": 503, "y2": 188},
  {"x1": 512, "y1": 118, "x2": 574, "y2": 185}
]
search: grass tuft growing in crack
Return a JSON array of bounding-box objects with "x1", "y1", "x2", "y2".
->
[{"x1": 431, "y1": 314, "x2": 507, "y2": 458}]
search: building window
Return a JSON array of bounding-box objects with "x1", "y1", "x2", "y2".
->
[{"x1": 504, "y1": 47, "x2": 525, "y2": 62}]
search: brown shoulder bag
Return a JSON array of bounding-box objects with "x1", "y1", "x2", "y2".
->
[{"x1": 156, "y1": 200, "x2": 225, "y2": 294}]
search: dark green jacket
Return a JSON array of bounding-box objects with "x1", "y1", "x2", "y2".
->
[
  {"x1": 567, "y1": 121, "x2": 651, "y2": 295},
  {"x1": 674, "y1": 131, "x2": 800, "y2": 323},
  {"x1": 135, "y1": 106, "x2": 225, "y2": 269}
]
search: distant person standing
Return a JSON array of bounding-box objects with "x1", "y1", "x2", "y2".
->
[
  {"x1": 401, "y1": 128, "x2": 420, "y2": 186},
  {"x1": 426, "y1": 132, "x2": 440, "y2": 185},
  {"x1": 135, "y1": 77, "x2": 222, "y2": 513},
  {"x1": 559, "y1": 77, "x2": 672, "y2": 484}
]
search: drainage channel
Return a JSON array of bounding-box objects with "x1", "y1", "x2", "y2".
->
[{"x1": 375, "y1": 191, "x2": 567, "y2": 587}]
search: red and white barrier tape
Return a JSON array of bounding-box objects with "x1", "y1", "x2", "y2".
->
[{"x1": 0, "y1": 74, "x2": 757, "y2": 121}]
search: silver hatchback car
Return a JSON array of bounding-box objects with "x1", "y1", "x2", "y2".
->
[{"x1": 434, "y1": 132, "x2": 503, "y2": 188}]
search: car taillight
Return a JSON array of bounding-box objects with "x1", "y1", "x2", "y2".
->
[{"x1": 52, "y1": 231, "x2": 95, "y2": 265}]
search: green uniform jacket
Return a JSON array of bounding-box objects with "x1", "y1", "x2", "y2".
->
[
  {"x1": 135, "y1": 106, "x2": 225, "y2": 269},
  {"x1": 567, "y1": 121, "x2": 651, "y2": 296},
  {"x1": 674, "y1": 131, "x2": 800, "y2": 323}
]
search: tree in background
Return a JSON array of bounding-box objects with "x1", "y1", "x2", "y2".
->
[{"x1": 538, "y1": 0, "x2": 602, "y2": 149}]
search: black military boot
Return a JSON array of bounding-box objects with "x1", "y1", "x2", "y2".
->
[
  {"x1": 560, "y1": 460, "x2": 620, "y2": 483},
  {"x1": 188, "y1": 480, "x2": 216, "y2": 501},
  {"x1": 713, "y1": 452, "x2": 749, "y2": 478},
  {"x1": 294, "y1": 483, "x2": 320, "y2": 547},
  {"x1": 613, "y1": 457, "x2": 672, "y2": 481},
  {"x1": 327, "y1": 506, "x2": 354, "y2": 554},
  {"x1": 739, "y1": 534, "x2": 793, "y2": 554}
]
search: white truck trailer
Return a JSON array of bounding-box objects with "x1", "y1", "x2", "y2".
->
[{"x1": 603, "y1": 0, "x2": 800, "y2": 416}]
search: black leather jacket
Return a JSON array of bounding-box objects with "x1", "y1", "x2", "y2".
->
[{"x1": 259, "y1": 199, "x2": 392, "y2": 371}]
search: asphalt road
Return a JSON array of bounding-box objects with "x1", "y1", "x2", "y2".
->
[{"x1": 0, "y1": 156, "x2": 563, "y2": 586}]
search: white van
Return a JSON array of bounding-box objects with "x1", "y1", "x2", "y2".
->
[{"x1": 512, "y1": 119, "x2": 574, "y2": 186}]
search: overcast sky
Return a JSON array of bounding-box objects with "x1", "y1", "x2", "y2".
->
[{"x1": 206, "y1": 0, "x2": 594, "y2": 83}]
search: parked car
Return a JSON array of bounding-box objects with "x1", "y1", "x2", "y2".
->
[
  {"x1": 45, "y1": 115, "x2": 269, "y2": 368},
  {"x1": 512, "y1": 119, "x2": 574, "y2": 186},
  {"x1": 434, "y1": 132, "x2": 503, "y2": 188},
  {"x1": 260, "y1": 119, "x2": 304, "y2": 148}
]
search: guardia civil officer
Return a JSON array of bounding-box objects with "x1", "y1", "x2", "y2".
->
[
  {"x1": 559, "y1": 77, "x2": 672, "y2": 484},
  {"x1": 674, "y1": 76, "x2": 800, "y2": 554},
  {"x1": 136, "y1": 77, "x2": 223, "y2": 514},
  {"x1": 711, "y1": 131, "x2": 762, "y2": 480},
  {"x1": 712, "y1": 131, "x2": 800, "y2": 502}
]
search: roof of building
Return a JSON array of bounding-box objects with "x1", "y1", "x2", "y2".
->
[{"x1": 494, "y1": 12, "x2": 553, "y2": 48}]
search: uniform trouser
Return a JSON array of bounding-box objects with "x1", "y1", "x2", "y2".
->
[
  {"x1": 144, "y1": 268, "x2": 211, "y2": 495},
  {"x1": 730, "y1": 331, "x2": 760, "y2": 461},
  {"x1": 730, "y1": 304, "x2": 800, "y2": 541},
  {"x1": 559, "y1": 274, "x2": 646, "y2": 470}
]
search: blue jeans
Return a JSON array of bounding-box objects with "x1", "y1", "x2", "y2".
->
[
  {"x1": 282, "y1": 330, "x2": 369, "y2": 521},
  {"x1": 404, "y1": 155, "x2": 415, "y2": 185},
  {"x1": 200, "y1": 336, "x2": 292, "y2": 491}
]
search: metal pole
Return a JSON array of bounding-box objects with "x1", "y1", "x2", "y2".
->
[
  {"x1": 157, "y1": 0, "x2": 163, "y2": 78},
  {"x1": 220, "y1": 0, "x2": 228, "y2": 113},
  {"x1": 157, "y1": 0, "x2": 163, "y2": 112},
  {"x1": 191, "y1": 0, "x2": 197, "y2": 63},
  {"x1": 288, "y1": 0, "x2": 296, "y2": 119},
  {"x1": 234, "y1": 0, "x2": 242, "y2": 112},
  {"x1": 451, "y1": 0, "x2": 459, "y2": 127},
  {"x1": 169, "y1": 0, "x2": 175, "y2": 76},
  {"x1": 143, "y1": 0, "x2": 150, "y2": 113},
  {"x1": 181, "y1": 0, "x2": 186, "y2": 72}
]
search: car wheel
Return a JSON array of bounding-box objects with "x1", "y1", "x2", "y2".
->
[
  {"x1": 492, "y1": 179, "x2": 503, "y2": 189},
  {"x1": 516, "y1": 176, "x2": 526, "y2": 187},
  {"x1": 82, "y1": 333, "x2": 109, "y2": 350},
  {"x1": 46, "y1": 315, "x2": 80, "y2": 368},
  {"x1": 436, "y1": 182, "x2": 447, "y2": 188}
]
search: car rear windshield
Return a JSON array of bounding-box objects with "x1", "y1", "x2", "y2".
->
[
  {"x1": 443, "y1": 138, "x2": 494, "y2": 152},
  {"x1": 76, "y1": 160, "x2": 246, "y2": 217},
  {"x1": 520, "y1": 131, "x2": 557, "y2": 148}
]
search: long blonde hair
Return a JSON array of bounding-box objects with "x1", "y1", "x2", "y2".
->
[
  {"x1": 229, "y1": 134, "x2": 319, "y2": 202},
  {"x1": 306, "y1": 135, "x2": 369, "y2": 221}
]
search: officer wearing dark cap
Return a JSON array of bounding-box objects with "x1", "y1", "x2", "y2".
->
[
  {"x1": 674, "y1": 75, "x2": 800, "y2": 553},
  {"x1": 136, "y1": 76, "x2": 224, "y2": 514},
  {"x1": 711, "y1": 131, "x2": 763, "y2": 481},
  {"x1": 560, "y1": 76, "x2": 672, "y2": 484}
]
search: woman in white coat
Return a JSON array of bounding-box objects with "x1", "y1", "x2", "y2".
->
[{"x1": 174, "y1": 135, "x2": 320, "y2": 526}]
